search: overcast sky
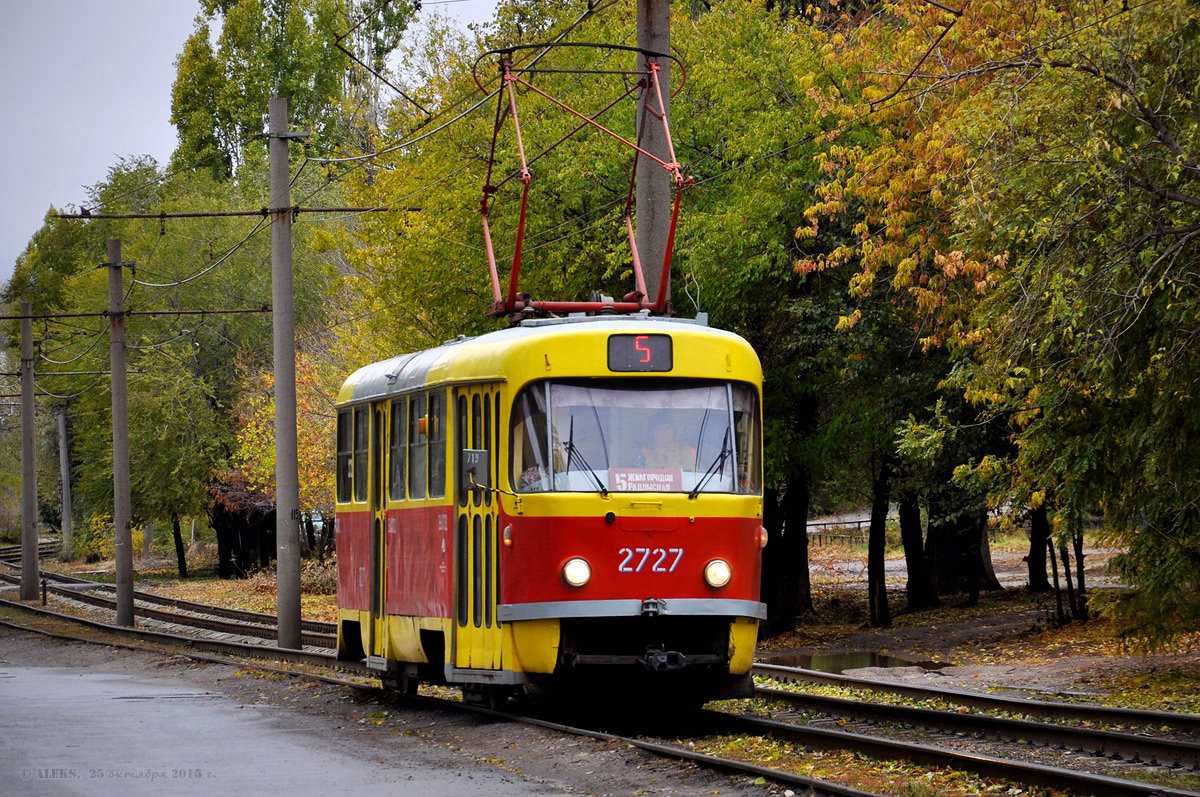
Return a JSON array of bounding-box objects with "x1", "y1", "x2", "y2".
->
[{"x1": 0, "y1": 0, "x2": 496, "y2": 291}]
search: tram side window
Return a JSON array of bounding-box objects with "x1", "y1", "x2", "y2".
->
[
  {"x1": 388, "y1": 397, "x2": 407, "y2": 501},
  {"x1": 732, "y1": 384, "x2": 762, "y2": 494},
  {"x1": 428, "y1": 391, "x2": 446, "y2": 498},
  {"x1": 409, "y1": 394, "x2": 427, "y2": 499},
  {"x1": 336, "y1": 409, "x2": 352, "y2": 503},
  {"x1": 510, "y1": 385, "x2": 551, "y2": 492},
  {"x1": 456, "y1": 395, "x2": 468, "y2": 507},
  {"x1": 353, "y1": 406, "x2": 369, "y2": 503}
]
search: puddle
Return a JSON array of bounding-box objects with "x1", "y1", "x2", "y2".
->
[{"x1": 763, "y1": 651, "x2": 944, "y2": 673}]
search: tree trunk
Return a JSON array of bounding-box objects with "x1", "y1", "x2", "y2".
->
[
  {"x1": 925, "y1": 492, "x2": 963, "y2": 595},
  {"x1": 211, "y1": 501, "x2": 242, "y2": 579},
  {"x1": 868, "y1": 460, "x2": 892, "y2": 627},
  {"x1": 1072, "y1": 526, "x2": 1089, "y2": 621},
  {"x1": 783, "y1": 469, "x2": 815, "y2": 618},
  {"x1": 928, "y1": 490, "x2": 995, "y2": 601},
  {"x1": 899, "y1": 493, "x2": 938, "y2": 610},
  {"x1": 760, "y1": 469, "x2": 816, "y2": 637},
  {"x1": 977, "y1": 514, "x2": 1002, "y2": 592},
  {"x1": 252, "y1": 507, "x2": 276, "y2": 570},
  {"x1": 1047, "y1": 539, "x2": 1065, "y2": 623},
  {"x1": 304, "y1": 513, "x2": 317, "y2": 555},
  {"x1": 759, "y1": 488, "x2": 789, "y2": 636},
  {"x1": 171, "y1": 513, "x2": 188, "y2": 579},
  {"x1": 1026, "y1": 505, "x2": 1051, "y2": 592},
  {"x1": 317, "y1": 514, "x2": 333, "y2": 564},
  {"x1": 1059, "y1": 542, "x2": 1078, "y2": 620},
  {"x1": 964, "y1": 509, "x2": 983, "y2": 606}
]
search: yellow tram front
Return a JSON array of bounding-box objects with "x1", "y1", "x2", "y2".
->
[{"x1": 335, "y1": 314, "x2": 766, "y2": 702}]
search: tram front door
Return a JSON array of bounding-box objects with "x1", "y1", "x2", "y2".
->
[{"x1": 452, "y1": 384, "x2": 502, "y2": 671}]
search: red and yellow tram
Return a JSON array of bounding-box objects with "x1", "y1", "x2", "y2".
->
[{"x1": 335, "y1": 314, "x2": 766, "y2": 703}]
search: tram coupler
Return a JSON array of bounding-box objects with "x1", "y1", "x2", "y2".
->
[{"x1": 642, "y1": 648, "x2": 687, "y2": 672}]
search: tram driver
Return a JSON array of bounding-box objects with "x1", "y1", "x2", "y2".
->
[{"x1": 641, "y1": 417, "x2": 696, "y2": 471}]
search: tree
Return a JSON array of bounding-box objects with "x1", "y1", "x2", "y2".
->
[
  {"x1": 229, "y1": 343, "x2": 341, "y2": 522},
  {"x1": 802, "y1": 0, "x2": 1200, "y2": 641},
  {"x1": 171, "y1": 0, "x2": 418, "y2": 173},
  {"x1": 127, "y1": 364, "x2": 226, "y2": 577}
]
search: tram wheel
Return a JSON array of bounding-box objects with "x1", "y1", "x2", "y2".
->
[{"x1": 462, "y1": 683, "x2": 509, "y2": 710}]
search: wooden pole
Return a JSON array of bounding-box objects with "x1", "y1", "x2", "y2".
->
[
  {"x1": 109, "y1": 240, "x2": 134, "y2": 626},
  {"x1": 270, "y1": 98, "x2": 302, "y2": 650},
  {"x1": 636, "y1": 0, "x2": 671, "y2": 310},
  {"x1": 20, "y1": 299, "x2": 38, "y2": 600}
]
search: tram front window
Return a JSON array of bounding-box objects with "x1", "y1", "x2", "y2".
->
[{"x1": 509, "y1": 379, "x2": 760, "y2": 495}]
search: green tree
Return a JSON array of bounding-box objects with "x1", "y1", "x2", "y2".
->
[{"x1": 171, "y1": 0, "x2": 418, "y2": 174}]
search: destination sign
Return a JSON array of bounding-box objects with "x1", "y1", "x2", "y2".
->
[{"x1": 607, "y1": 334, "x2": 673, "y2": 372}]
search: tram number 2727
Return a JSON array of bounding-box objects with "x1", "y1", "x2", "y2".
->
[{"x1": 618, "y1": 547, "x2": 684, "y2": 573}]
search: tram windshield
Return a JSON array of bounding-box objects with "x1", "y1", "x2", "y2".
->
[{"x1": 510, "y1": 379, "x2": 760, "y2": 494}]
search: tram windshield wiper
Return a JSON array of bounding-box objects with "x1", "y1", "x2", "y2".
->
[
  {"x1": 688, "y1": 429, "x2": 731, "y2": 499},
  {"x1": 562, "y1": 416, "x2": 608, "y2": 497}
]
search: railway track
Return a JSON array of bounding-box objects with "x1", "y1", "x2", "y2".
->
[
  {"x1": 4, "y1": 563, "x2": 1200, "y2": 795},
  {"x1": 0, "y1": 571, "x2": 336, "y2": 649},
  {"x1": 0, "y1": 595, "x2": 353, "y2": 672},
  {"x1": 753, "y1": 682, "x2": 1200, "y2": 770},
  {"x1": 755, "y1": 662, "x2": 1200, "y2": 735},
  {"x1": 0, "y1": 539, "x2": 60, "y2": 563},
  {"x1": 695, "y1": 708, "x2": 1200, "y2": 797}
]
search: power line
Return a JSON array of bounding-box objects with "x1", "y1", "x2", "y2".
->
[
  {"x1": 132, "y1": 218, "x2": 268, "y2": 288},
  {"x1": 305, "y1": 0, "x2": 617, "y2": 171},
  {"x1": 0, "y1": 308, "x2": 272, "y2": 321},
  {"x1": 0, "y1": 370, "x2": 126, "y2": 377},
  {"x1": 299, "y1": 11, "x2": 629, "y2": 232},
  {"x1": 56, "y1": 205, "x2": 416, "y2": 221},
  {"x1": 82, "y1": 151, "x2": 228, "y2": 215},
  {"x1": 38, "y1": 330, "x2": 106, "y2": 365}
]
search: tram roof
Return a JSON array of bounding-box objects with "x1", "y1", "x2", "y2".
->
[{"x1": 336, "y1": 314, "x2": 760, "y2": 407}]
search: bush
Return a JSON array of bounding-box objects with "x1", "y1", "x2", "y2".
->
[
  {"x1": 230, "y1": 559, "x2": 337, "y2": 596},
  {"x1": 72, "y1": 513, "x2": 146, "y2": 561},
  {"x1": 301, "y1": 558, "x2": 337, "y2": 595}
]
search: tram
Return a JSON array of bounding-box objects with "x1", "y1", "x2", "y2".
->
[{"x1": 334, "y1": 313, "x2": 766, "y2": 704}]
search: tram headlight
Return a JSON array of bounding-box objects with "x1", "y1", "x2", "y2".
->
[
  {"x1": 759, "y1": 525, "x2": 769, "y2": 549},
  {"x1": 704, "y1": 559, "x2": 733, "y2": 589},
  {"x1": 562, "y1": 557, "x2": 592, "y2": 588}
]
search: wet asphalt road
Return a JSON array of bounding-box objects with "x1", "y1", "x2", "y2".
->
[{"x1": 0, "y1": 664, "x2": 551, "y2": 796}]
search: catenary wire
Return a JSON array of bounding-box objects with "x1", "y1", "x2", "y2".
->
[{"x1": 132, "y1": 218, "x2": 269, "y2": 288}]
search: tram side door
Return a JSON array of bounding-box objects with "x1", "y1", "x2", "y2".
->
[
  {"x1": 453, "y1": 384, "x2": 503, "y2": 670},
  {"x1": 369, "y1": 401, "x2": 388, "y2": 658}
]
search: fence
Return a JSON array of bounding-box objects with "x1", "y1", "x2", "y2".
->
[
  {"x1": 804, "y1": 515, "x2": 1011, "y2": 549},
  {"x1": 807, "y1": 519, "x2": 868, "y2": 547}
]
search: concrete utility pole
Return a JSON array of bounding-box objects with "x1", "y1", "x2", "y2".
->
[
  {"x1": 58, "y1": 409, "x2": 73, "y2": 558},
  {"x1": 108, "y1": 239, "x2": 134, "y2": 626},
  {"x1": 269, "y1": 97, "x2": 302, "y2": 651},
  {"x1": 20, "y1": 300, "x2": 38, "y2": 600},
  {"x1": 636, "y1": 0, "x2": 671, "y2": 310}
]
